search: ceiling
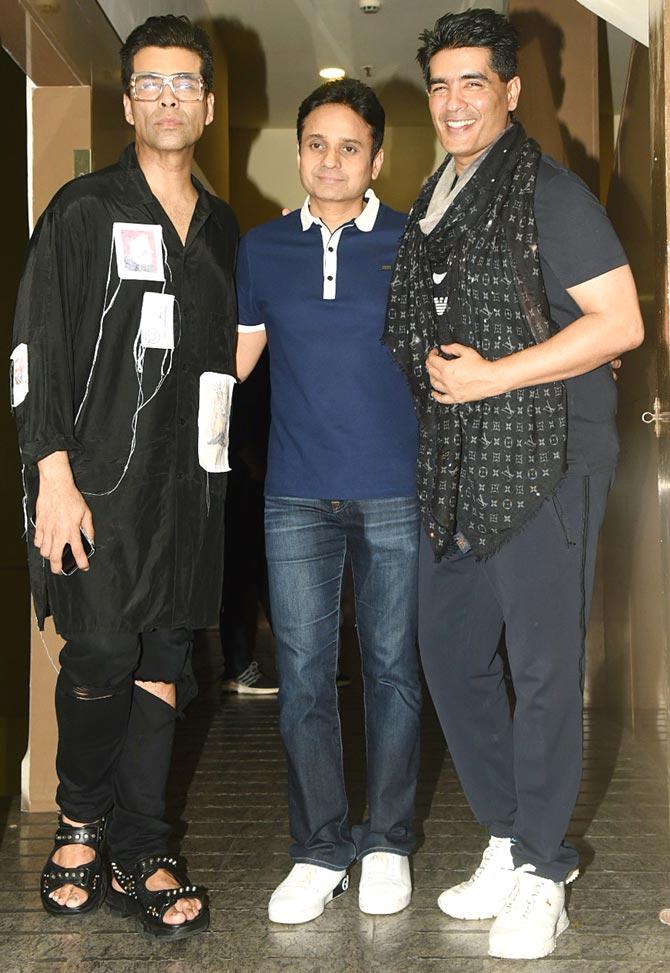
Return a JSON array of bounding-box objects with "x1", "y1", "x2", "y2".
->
[{"x1": 208, "y1": 0, "x2": 505, "y2": 128}]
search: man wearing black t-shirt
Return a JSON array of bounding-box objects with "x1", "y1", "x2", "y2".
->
[{"x1": 384, "y1": 8, "x2": 643, "y2": 961}]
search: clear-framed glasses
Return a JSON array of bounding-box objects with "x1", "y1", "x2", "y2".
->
[{"x1": 130, "y1": 72, "x2": 205, "y2": 102}]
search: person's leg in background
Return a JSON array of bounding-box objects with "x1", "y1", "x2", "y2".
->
[{"x1": 220, "y1": 472, "x2": 277, "y2": 696}]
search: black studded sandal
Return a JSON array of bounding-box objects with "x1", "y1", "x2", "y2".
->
[
  {"x1": 107, "y1": 855, "x2": 210, "y2": 940},
  {"x1": 40, "y1": 816, "x2": 108, "y2": 917}
]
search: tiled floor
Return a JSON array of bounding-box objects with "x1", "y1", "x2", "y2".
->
[{"x1": 1, "y1": 629, "x2": 670, "y2": 973}]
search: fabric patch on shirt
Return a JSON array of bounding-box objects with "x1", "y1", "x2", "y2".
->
[
  {"x1": 198, "y1": 372, "x2": 235, "y2": 473},
  {"x1": 10, "y1": 343, "x2": 29, "y2": 407},
  {"x1": 140, "y1": 292, "x2": 175, "y2": 349},
  {"x1": 113, "y1": 222, "x2": 165, "y2": 281}
]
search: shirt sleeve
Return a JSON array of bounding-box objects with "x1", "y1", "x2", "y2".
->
[
  {"x1": 235, "y1": 232, "x2": 266, "y2": 332},
  {"x1": 11, "y1": 203, "x2": 84, "y2": 467},
  {"x1": 534, "y1": 165, "x2": 629, "y2": 290}
]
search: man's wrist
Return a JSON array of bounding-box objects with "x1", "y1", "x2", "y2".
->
[
  {"x1": 489, "y1": 357, "x2": 513, "y2": 397},
  {"x1": 37, "y1": 450, "x2": 75, "y2": 483}
]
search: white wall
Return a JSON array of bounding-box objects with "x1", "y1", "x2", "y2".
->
[
  {"x1": 97, "y1": 0, "x2": 210, "y2": 40},
  {"x1": 576, "y1": 0, "x2": 649, "y2": 46},
  {"x1": 230, "y1": 125, "x2": 445, "y2": 230}
]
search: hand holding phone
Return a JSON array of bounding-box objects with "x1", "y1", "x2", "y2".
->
[{"x1": 61, "y1": 530, "x2": 96, "y2": 576}]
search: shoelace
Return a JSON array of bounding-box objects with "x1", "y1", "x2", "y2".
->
[
  {"x1": 464, "y1": 841, "x2": 510, "y2": 886},
  {"x1": 289, "y1": 866, "x2": 318, "y2": 888},
  {"x1": 285, "y1": 865, "x2": 343, "y2": 889},
  {"x1": 503, "y1": 875, "x2": 553, "y2": 920},
  {"x1": 236, "y1": 661, "x2": 261, "y2": 685},
  {"x1": 366, "y1": 853, "x2": 402, "y2": 879}
]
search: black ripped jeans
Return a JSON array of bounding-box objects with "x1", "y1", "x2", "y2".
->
[{"x1": 55, "y1": 628, "x2": 195, "y2": 868}]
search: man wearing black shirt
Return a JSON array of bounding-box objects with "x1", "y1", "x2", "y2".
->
[
  {"x1": 11, "y1": 15, "x2": 237, "y2": 939},
  {"x1": 384, "y1": 8, "x2": 643, "y2": 960}
]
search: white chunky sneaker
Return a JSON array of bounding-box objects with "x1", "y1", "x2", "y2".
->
[
  {"x1": 438, "y1": 836, "x2": 515, "y2": 920},
  {"x1": 488, "y1": 865, "x2": 569, "y2": 959},
  {"x1": 358, "y1": 852, "x2": 412, "y2": 915},
  {"x1": 268, "y1": 864, "x2": 348, "y2": 924}
]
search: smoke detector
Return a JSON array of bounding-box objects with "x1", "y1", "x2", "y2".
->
[{"x1": 360, "y1": 0, "x2": 381, "y2": 12}]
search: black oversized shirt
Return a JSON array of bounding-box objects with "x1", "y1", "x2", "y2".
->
[{"x1": 12, "y1": 144, "x2": 238, "y2": 633}]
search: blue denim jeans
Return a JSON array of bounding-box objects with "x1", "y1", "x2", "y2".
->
[{"x1": 265, "y1": 495, "x2": 422, "y2": 870}]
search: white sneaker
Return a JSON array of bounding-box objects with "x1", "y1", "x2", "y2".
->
[
  {"x1": 358, "y1": 852, "x2": 412, "y2": 915},
  {"x1": 268, "y1": 864, "x2": 349, "y2": 924},
  {"x1": 438, "y1": 836, "x2": 515, "y2": 920},
  {"x1": 488, "y1": 865, "x2": 570, "y2": 959}
]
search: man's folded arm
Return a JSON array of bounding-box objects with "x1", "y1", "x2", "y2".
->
[
  {"x1": 493, "y1": 263, "x2": 644, "y2": 392},
  {"x1": 428, "y1": 264, "x2": 644, "y2": 404}
]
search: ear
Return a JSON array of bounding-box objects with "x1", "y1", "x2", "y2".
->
[
  {"x1": 205, "y1": 91, "x2": 215, "y2": 127},
  {"x1": 371, "y1": 147, "x2": 384, "y2": 181},
  {"x1": 507, "y1": 76, "x2": 521, "y2": 113},
  {"x1": 296, "y1": 143, "x2": 301, "y2": 170},
  {"x1": 123, "y1": 93, "x2": 135, "y2": 127}
]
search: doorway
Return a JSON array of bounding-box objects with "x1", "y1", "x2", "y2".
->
[{"x1": 0, "y1": 45, "x2": 30, "y2": 795}]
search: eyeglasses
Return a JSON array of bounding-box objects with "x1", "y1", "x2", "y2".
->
[{"x1": 130, "y1": 72, "x2": 205, "y2": 102}]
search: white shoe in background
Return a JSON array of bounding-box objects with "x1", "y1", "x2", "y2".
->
[{"x1": 438, "y1": 836, "x2": 515, "y2": 920}]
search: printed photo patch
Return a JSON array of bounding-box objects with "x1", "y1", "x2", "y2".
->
[
  {"x1": 113, "y1": 222, "x2": 165, "y2": 282},
  {"x1": 10, "y1": 343, "x2": 28, "y2": 407}
]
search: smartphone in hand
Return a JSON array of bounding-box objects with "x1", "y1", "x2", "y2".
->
[{"x1": 61, "y1": 530, "x2": 95, "y2": 576}]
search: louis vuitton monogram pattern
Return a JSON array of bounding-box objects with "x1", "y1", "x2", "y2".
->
[{"x1": 383, "y1": 124, "x2": 567, "y2": 559}]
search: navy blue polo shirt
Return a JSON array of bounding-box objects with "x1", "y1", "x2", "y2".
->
[{"x1": 236, "y1": 191, "x2": 418, "y2": 499}]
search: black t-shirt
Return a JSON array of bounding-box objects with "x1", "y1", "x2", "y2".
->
[{"x1": 535, "y1": 156, "x2": 628, "y2": 472}]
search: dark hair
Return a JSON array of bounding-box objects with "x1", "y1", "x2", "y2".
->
[
  {"x1": 120, "y1": 15, "x2": 214, "y2": 92},
  {"x1": 296, "y1": 79, "x2": 385, "y2": 158},
  {"x1": 416, "y1": 8, "x2": 519, "y2": 86}
]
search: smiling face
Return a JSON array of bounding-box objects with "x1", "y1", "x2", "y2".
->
[
  {"x1": 427, "y1": 46, "x2": 520, "y2": 173},
  {"x1": 122, "y1": 45, "x2": 214, "y2": 154},
  {"x1": 297, "y1": 103, "x2": 383, "y2": 214}
]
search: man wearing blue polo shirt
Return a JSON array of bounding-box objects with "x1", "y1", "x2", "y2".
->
[{"x1": 236, "y1": 79, "x2": 421, "y2": 924}]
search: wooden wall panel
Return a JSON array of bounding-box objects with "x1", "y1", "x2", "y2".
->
[{"x1": 509, "y1": 0, "x2": 600, "y2": 193}]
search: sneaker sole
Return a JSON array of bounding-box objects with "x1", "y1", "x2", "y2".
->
[
  {"x1": 359, "y1": 891, "x2": 411, "y2": 915},
  {"x1": 439, "y1": 903, "x2": 499, "y2": 920},
  {"x1": 437, "y1": 887, "x2": 515, "y2": 921},
  {"x1": 488, "y1": 909, "x2": 569, "y2": 959},
  {"x1": 221, "y1": 682, "x2": 279, "y2": 695}
]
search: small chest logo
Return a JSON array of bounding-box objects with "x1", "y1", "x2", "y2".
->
[
  {"x1": 380, "y1": 263, "x2": 392, "y2": 271},
  {"x1": 434, "y1": 297, "x2": 449, "y2": 316}
]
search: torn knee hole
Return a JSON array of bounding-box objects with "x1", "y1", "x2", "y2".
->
[{"x1": 71, "y1": 685, "x2": 118, "y2": 701}]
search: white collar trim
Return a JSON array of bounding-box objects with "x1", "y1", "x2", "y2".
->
[{"x1": 300, "y1": 188, "x2": 380, "y2": 232}]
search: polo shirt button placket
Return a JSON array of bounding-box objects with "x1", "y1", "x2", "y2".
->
[{"x1": 323, "y1": 229, "x2": 339, "y2": 299}]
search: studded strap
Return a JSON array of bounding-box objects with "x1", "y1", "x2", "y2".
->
[
  {"x1": 132, "y1": 855, "x2": 181, "y2": 882},
  {"x1": 54, "y1": 815, "x2": 106, "y2": 849},
  {"x1": 41, "y1": 859, "x2": 101, "y2": 894},
  {"x1": 110, "y1": 857, "x2": 207, "y2": 921},
  {"x1": 140, "y1": 883, "x2": 208, "y2": 922}
]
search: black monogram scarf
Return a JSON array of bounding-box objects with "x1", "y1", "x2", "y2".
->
[{"x1": 383, "y1": 122, "x2": 567, "y2": 559}]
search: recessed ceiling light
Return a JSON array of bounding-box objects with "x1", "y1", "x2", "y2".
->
[{"x1": 319, "y1": 67, "x2": 346, "y2": 80}]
